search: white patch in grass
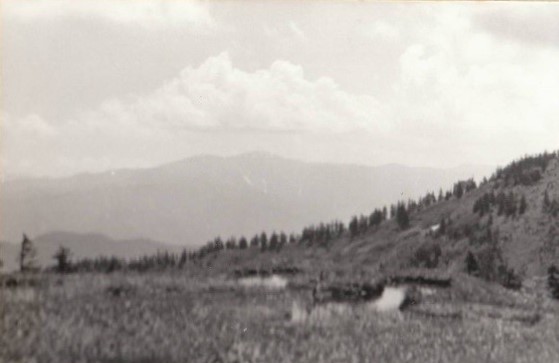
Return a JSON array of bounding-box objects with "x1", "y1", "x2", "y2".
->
[
  {"x1": 238, "y1": 275, "x2": 288, "y2": 290},
  {"x1": 369, "y1": 286, "x2": 406, "y2": 312}
]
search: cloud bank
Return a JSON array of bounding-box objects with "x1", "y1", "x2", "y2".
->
[{"x1": 2, "y1": 2, "x2": 559, "y2": 178}]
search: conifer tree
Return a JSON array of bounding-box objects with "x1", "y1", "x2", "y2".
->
[
  {"x1": 279, "y1": 232, "x2": 288, "y2": 247},
  {"x1": 465, "y1": 251, "x2": 479, "y2": 276},
  {"x1": 519, "y1": 195, "x2": 528, "y2": 215},
  {"x1": 269, "y1": 232, "x2": 279, "y2": 251},
  {"x1": 453, "y1": 182, "x2": 464, "y2": 199},
  {"x1": 349, "y1": 216, "x2": 359, "y2": 238},
  {"x1": 238, "y1": 236, "x2": 248, "y2": 250},
  {"x1": 213, "y1": 237, "x2": 224, "y2": 251},
  {"x1": 439, "y1": 217, "x2": 446, "y2": 235},
  {"x1": 260, "y1": 232, "x2": 268, "y2": 251},
  {"x1": 396, "y1": 202, "x2": 410, "y2": 230},
  {"x1": 20, "y1": 234, "x2": 37, "y2": 272},
  {"x1": 53, "y1": 246, "x2": 72, "y2": 273},
  {"x1": 225, "y1": 237, "x2": 237, "y2": 250},
  {"x1": 178, "y1": 249, "x2": 188, "y2": 267},
  {"x1": 548, "y1": 265, "x2": 559, "y2": 299},
  {"x1": 505, "y1": 191, "x2": 517, "y2": 217},
  {"x1": 543, "y1": 190, "x2": 551, "y2": 212},
  {"x1": 358, "y1": 215, "x2": 368, "y2": 233},
  {"x1": 289, "y1": 233, "x2": 297, "y2": 244},
  {"x1": 250, "y1": 235, "x2": 259, "y2": 248}
]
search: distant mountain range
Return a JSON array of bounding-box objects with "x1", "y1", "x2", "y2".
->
[{"x1": 0, "y1": 152, "x2": 493, "y2": 256}]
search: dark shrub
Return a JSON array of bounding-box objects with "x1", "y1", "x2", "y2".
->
[{"x1": 412, "y1": 242, "x2": 442, "y2": 269}]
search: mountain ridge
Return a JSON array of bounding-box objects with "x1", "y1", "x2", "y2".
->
[
  {"x1": 1, "y1": 151, "x2": 493, "y2": 183},
  {"x1": 1, "y1": 152, "x2": 495, "y2": 248}
]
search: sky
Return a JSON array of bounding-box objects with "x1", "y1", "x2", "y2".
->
[{"x1": 1, "y1": 0, "x2": 559, "y2": 178}]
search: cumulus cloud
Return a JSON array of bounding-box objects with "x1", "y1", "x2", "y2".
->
[
  {"x1": 90, "y1": 52, "x2": 385, "y2": 134},
  {"x1": 3, "y1": 0, "x2": 216, "y2": 31},
  {"x1": 1, "y1": 54, "x2": 387, "y2": 177}
]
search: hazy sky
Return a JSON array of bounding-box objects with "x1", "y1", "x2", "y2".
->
[{"x1": 2, "y1": 1, "x2": 558, "y2": 177}]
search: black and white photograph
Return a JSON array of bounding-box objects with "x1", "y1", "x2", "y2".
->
[{"x1": 1, "y1": 1, "x2": 559, "y2": 362}]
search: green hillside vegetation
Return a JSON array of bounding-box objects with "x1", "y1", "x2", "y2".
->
[{"x1": 19, "y1": 150, "x2": 556, "y2": 291}]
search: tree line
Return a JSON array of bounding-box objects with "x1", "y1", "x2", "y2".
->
[
  {"x1": 4, "y1": 150, "x2": 556, "y2": 276},
  {"x1": 473, "y1": 191, "x2": 528, "y2": 218},
  {"x1": 491, "y1": 151, "x2": 557, "y2": 187},
  {"x1": 5, "y1": 176, "x2": 480, "y2": 273}
]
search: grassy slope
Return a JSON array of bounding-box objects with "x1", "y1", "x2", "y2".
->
[{"x1": 200, "y1": 157, "x2": 559, "y2": 282}]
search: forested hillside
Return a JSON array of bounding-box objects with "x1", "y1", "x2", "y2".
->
[{"x1": 21, "y1": 151, "x2": 557, "y2": 290}]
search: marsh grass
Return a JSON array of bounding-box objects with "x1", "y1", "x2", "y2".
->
[{"x1": 1, "y1": 272, "x2": 559, "y2": 363}]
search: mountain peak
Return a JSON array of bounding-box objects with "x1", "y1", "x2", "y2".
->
[{"x1": 231, "y1": 151, "x2": 283, "y2": 161}]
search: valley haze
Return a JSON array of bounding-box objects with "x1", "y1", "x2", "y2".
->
[{"x1": 1, "y1": 152, "x2": 493, "y2": 252}]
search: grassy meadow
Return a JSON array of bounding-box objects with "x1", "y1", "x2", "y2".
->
[{"x1": 1, "y1": 271, "x2": 559, "y2": 363}]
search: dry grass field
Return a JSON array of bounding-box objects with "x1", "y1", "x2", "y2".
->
[{"x1": 1, "y1": 272, "x2": 559, "y2": 363}]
